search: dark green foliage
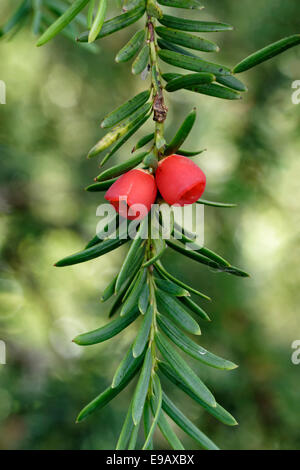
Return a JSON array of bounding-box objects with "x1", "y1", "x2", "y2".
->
[
  {"x1": 156, "y1": 27, "x2": 219, "y2": 53},
  {"x1": 234, "y1": 34, "x2": 300, "y2": 73},
  {"x1": 3, "y1": 0, "x2": 299, "y2": 451},
  {"x1": 158, "y1": 14, "x2": 233, "y2": 32}
]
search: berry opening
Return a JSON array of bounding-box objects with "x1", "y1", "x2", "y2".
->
[{"x1": 178, "y1": 182, "x2": 206, "y2": 205}]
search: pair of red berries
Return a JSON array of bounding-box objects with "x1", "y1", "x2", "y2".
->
[{"x1": 105, "y1": 154, "x2": 206, "y2": 220}]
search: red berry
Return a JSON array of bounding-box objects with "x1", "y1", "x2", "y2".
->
[
  {"x1": 155, "y1": 154, "x2": 206, "y2": 206},
  {"x1": 105, "y1": 169, "x2": 157, "y2": 220}
]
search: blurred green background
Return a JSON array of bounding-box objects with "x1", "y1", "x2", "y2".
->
[{"x1": 0, "y1": 0, "x2": 300, "y2": 450}]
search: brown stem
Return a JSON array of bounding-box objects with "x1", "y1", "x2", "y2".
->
[{"x1": 147, "y1": 17, "x2": 168, "y2": 124}]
